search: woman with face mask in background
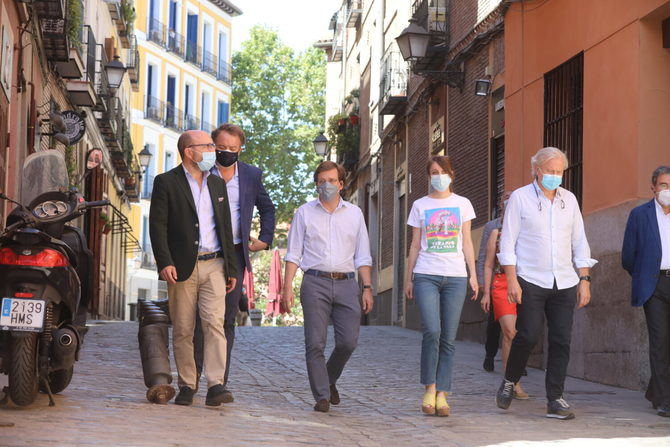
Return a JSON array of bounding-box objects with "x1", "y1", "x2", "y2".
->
[
  {"x1": 480, "y1": 197, "x2": 529, "y2": 400},
  {"x1": 404, "y1": 155, "x2": 478, "y2": 417}
]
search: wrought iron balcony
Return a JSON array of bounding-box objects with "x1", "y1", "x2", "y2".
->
[
  {"x1": 145, "y1": 95, "x2": 165, "y2": 124},
  {"x1": 185, "y1": 40, "x2": 200, "y2": 66},
  {"x1": 346, "y1": 0, "x2": 363, "y2": 27},
  {"x1": 331, "y1": 23, "x2": 343, "y2": 62},
  {"x1": 184, "y1": 114, "x2": 200, "y2": 131},
  {"x1": 217, "y1": 60, "x2": 232, "y2": 85},
  {"x1": 164, "y1": 103, "x2": 184, "y2": 132},
  {"x1": 147, "y1": 18, "x2": 167, "y2": 47},
  {"x1": 166, "y1": 29, "x2": 186, "y2": 58},
  {"x1": 35, "y1": 0, "x2": 65, "y2": 19},
  {"x1": 201, "y1": 49, "x2": 217, "y2": 76},
  {"x1": 410, "y1": 0, "x2": 448, "y2": 71},
  {"x1": 380, "y1": 51, "x2": 408, "y2": 115},
  {"x1": 127, "y1": 34, "x2": 140, "y2": 90}
]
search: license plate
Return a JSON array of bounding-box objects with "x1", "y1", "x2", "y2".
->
[{"x1": 0, "y1": 298, "x2": 46, "y2": 332}]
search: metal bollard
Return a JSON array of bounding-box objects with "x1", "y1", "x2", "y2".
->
[{"x1": 138, "y1": 303, "x2": 175, "y2": 404}]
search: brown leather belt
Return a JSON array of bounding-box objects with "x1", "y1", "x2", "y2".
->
[{"x1": 306, "y1": 269, "x2": 355, "y2": 280}]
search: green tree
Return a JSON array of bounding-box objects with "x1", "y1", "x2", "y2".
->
[{"x1": 232, "y1": 26, "x2": 326, "y2": 239}]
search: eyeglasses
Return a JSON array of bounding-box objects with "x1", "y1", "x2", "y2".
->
[
  {"x1": 316, "y1": 179, "x2": 340, "y2": 186},
  {"x1": 216, "y1": 145, "x2": 242, "y2": 151},
  {"x1": 187, "y1": 143, "x2": 216, "y2": 151}
]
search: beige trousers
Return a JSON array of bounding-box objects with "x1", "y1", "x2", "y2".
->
[{"x1": 168, "y1": 257, "x2": 227, "y2": 389}]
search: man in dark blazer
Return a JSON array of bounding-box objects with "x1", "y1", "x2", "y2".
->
[
  {"x1": 193, "y1": 123, "x2": 276, "y2": 402},
  {"x1": 149, "y1": 130, "x2": 238, "y2": 407},
  {"x1": 622, "y1": 165, "x2": 670, "y2": 417}
]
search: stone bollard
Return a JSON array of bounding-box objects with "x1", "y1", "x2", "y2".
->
[
  {"x1": 138, "y1": 301, "x2": 175, "y2": 404},
  {"x1": 249, "y1": 308, "x2": 263, "y2": 327}
]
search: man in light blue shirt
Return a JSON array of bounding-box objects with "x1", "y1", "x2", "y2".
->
[{"x1": 283, "y1": 161, "x2": 373, "y2": 413}]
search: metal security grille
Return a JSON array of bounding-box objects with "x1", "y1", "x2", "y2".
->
[
  {"x1": 544, "y1": 53, "x2": 584, "y2": 205},
  {"x1": 490, "y1": 136, "x2": 505, "y2": 217}
]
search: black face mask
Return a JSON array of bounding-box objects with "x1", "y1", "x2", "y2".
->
[{"x1": 216, "y1": 150, "x2": 239, "y2": 167}]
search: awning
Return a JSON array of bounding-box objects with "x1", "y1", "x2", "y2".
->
[{"x1": 109, "y1": 204, "x2": 142, "y2": 254}]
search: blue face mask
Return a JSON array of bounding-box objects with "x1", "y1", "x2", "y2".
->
[
  {"x1": 541, "y1": 173, "x2": 562, "y2": 191},
  {"x1": 195, "y1": 151, "x2": 216, "y2": 172},
  {"x1": 430, "y1": 174, "x2": 452, "y2": 192}
]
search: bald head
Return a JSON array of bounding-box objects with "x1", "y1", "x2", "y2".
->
[{"x1": 177, "y1": 130, "x2": 212, "y2": 158}]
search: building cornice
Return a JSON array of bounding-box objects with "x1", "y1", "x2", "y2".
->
[{"x1": 208, "y1": 0, "x2": 243, "y2": 16}]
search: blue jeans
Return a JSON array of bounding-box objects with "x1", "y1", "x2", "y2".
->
[{"x1": 413, "y1": 273, "x2": 467, "y2": 392}]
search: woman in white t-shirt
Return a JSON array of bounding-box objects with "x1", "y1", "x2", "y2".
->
[{"x1": 405, "y1": 155, "x2": 478, "y2": 417}]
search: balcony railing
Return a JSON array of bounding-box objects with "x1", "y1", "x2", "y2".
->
[
  {"x1": 147, "y1": 18, "x2": 167, "y2": 47},
  {"x1": 346, "y1": 0, "x2": 363, "y2": 27},
  {"x1": 144, "y1": 18, "x2": 232, "y2": 84},
  {"x1": 331, "y1": 23, "x2": 343, "y2": 62},
  {"x1": 145, "y1": 96, "x2": 201, "y2": 132},
  {"x1": 201, "y1": 49, "x2": 217, "y2": 76},
  {"x1": 166, "y1": 29, "x2": 186, "y2": 58},
  {"x1": 217, "y1": 60, "x2": 232, "y2": 85},
  {"x1": 380, "y1": 51, "x2": 408, "y2": 115},
  {"x1": 411, "y1": 0, "x2": 448, "y2": 71},
  {"x1": 127, "y1": 34, "x2": 140, "y2": 90}
]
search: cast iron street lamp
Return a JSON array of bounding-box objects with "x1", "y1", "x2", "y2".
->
[
  {"x1": 395, "y1": 20, "x2": 430, "y2": 62},
  {"x1": 106, "y1": 55, "x2": 127, "y2": 90},
  {"x1": 313, "y1": 132, "x2": 328, "y2": 158},
  {"x1": 138, "y1": 145, "x2": 153, "y2": 171}
]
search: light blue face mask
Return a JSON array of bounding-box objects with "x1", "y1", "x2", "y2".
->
[
  {"x1": 196, "y1": 151, "x2": 216, "y2": 172},
  {"x1": 540, "y1": 173, "x2": 562, "y2": 191},
  {"x1": 430, "y1": 174, "x2": 452, "y2": 192}
]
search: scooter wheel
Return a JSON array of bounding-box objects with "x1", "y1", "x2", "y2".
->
[{"x1": 9, "y1": 333, "x2": 39, "y2": 406}]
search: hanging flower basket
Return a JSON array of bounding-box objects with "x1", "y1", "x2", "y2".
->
[{"x1": 349, "y1": 114, "x2": 359, "y2": 126}]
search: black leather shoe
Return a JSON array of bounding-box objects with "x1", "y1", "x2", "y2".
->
[
  {"x1": 329, "y1": 384, "x2": 340, "y2": 405},
  {"x1": 314, "y1": 399, "x2": 330, "y2": 413},
  {"x1": 205, "y1": 384, "x2": 229, "y2": 406},
  {"x1": 175, "y1": 387, "x2": 195, "y2": 406},
  {"x1": 658, "y1": 403, "x2": 670, "y2": 417}
]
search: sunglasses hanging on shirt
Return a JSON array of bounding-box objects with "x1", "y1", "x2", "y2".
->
[{"x1": 533, "y1": 182, "x2": 566, "y2": 211}]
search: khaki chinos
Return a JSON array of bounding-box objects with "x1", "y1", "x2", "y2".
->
[{"x1": 168, "y1": 256, "x2": 227, "y2": 389}]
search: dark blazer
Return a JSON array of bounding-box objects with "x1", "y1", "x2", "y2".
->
[
  {"x1": 622, "y1": 199, "x2": 663, "y2": 307},
  {"x1": 149, "y1": 165, "x2": 238, "y2": 282},
  {"x1": 233, "y1": 161, "x2": 276, "y2": 272}
]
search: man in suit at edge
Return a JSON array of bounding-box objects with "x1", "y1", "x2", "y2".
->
[
  {"x1": 622, "y1": 165, "x2": 670, "y2": 417},
  {"x1": 193, "y1": 123, "x2": 276, "y2": 402},
  {"x1": 149, "y1": 129, "x2": 238, "y2": 406}
]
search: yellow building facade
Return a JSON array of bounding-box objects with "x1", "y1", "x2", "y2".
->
[{"x1": 126, "y1": 0, "x2": 241, "y2": 318}]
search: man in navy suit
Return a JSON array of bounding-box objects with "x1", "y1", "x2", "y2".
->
[
  {"x1": 622, "y1": 165, "x2": 670, "y2": 417},
  {"x1": 193, "y1": 123, "x2": 276, "y2": 402}
]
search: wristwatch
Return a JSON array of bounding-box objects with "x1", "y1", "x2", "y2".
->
[
  {"x1": 579, "y1": 275, "x2": 591, "y2": 282},
  {"x1": 363, "y1": 285, "x2": 372, "y2": 291}
]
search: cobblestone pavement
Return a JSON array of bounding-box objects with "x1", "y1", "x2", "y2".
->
[{"x1": 0, "y1": 322, "x2": 669, "y2": 447}]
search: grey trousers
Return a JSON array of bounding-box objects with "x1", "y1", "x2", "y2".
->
[{"x1": 300, "y1": 274, "x2": 361, "y2": 402}]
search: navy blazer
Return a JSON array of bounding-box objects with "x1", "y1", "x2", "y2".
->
[
  {"x1": 232, "y1": 161, "x2": 276, "y2": 272},
  {"x1": 622, "y1": 199, "x2": 664, "y2": 307}
]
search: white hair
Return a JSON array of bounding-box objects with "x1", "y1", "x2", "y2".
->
[{"x1": 530, "y1": 147, "x2": 569, "y2": 177}]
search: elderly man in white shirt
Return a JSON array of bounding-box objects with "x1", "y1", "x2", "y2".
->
[
  {"x1": 495, "y1": 147, "x2": 597, "y2": 420},
  {"x1": 283, "y1": 161, "x2": 374, "y2": 413}
]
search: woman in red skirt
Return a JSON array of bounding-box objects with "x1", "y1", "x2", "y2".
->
[{"x1": 481, "y1": 206, "x2": 529, "y2": 399}]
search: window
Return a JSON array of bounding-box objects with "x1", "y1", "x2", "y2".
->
[
  {"x1": 544, "y1": 52, "x2": 584, "y2": 205},
  {"x1": 217, "y1": 100, "x2": 229, "y2": 125},
  {"x1": 141, "y1": 216, "x2": 150, "y2": 252},
  {"x1": 164, "y1": 150, "x2": 175, "y2": 172},
  {"x1": 201, "y1": 92, "x2": 211, "y2": 130},
  {"x1": 490, "y1": 136, "x2": 504, "y2": 217}
]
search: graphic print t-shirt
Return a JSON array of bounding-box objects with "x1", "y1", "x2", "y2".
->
[{"x1": 407, "y1": 194, "x2": 476, "y2": 277}]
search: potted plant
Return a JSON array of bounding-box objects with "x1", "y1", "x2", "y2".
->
[
  {"x1": 99, "y1": 212, "x2": 112, "y2": 235},
  {"x1": 348, "y1": 113, "x2": 359, "y2": 125}
]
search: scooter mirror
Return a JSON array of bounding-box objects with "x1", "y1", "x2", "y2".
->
[{"x1": 86, "y1": 148, "x2": 103, "y2": 170}]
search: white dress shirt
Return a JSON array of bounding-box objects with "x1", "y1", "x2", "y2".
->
[
  {"x1": 183, "y1": 166, "x2": 221, "y2": 253},
  {"x1": 212, "y1": 164, "x2": 242, "y2": 244},
  {"x1": 655, "y1": 199, "x2": 670, "y2": 269},
  {"x1": 497, "y1": 181, "x2": 597, "y2": 290},
  {"x1": 285, "y1": 199, "x2": 373, "y2": 272}
]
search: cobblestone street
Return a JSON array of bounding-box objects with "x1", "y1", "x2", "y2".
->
[{"x1": 0, "y1": 322, "x2": 669, "y2": 447}]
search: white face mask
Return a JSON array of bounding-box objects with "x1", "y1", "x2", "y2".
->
[{"x1": 658, "y1": 189, "x2": 670, "y2": 207}]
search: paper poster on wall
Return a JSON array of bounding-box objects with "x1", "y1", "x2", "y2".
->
[{"x1": 0, "y1": 23, "x2": 13, "y2": 101}]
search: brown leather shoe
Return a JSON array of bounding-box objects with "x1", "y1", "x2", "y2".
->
[
  {"x1": 329, "y1": 384, "x2": 340, "y2": 405},
  {"x1": 314, "y1": 399, "x2": 330, "y2": 413}
]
